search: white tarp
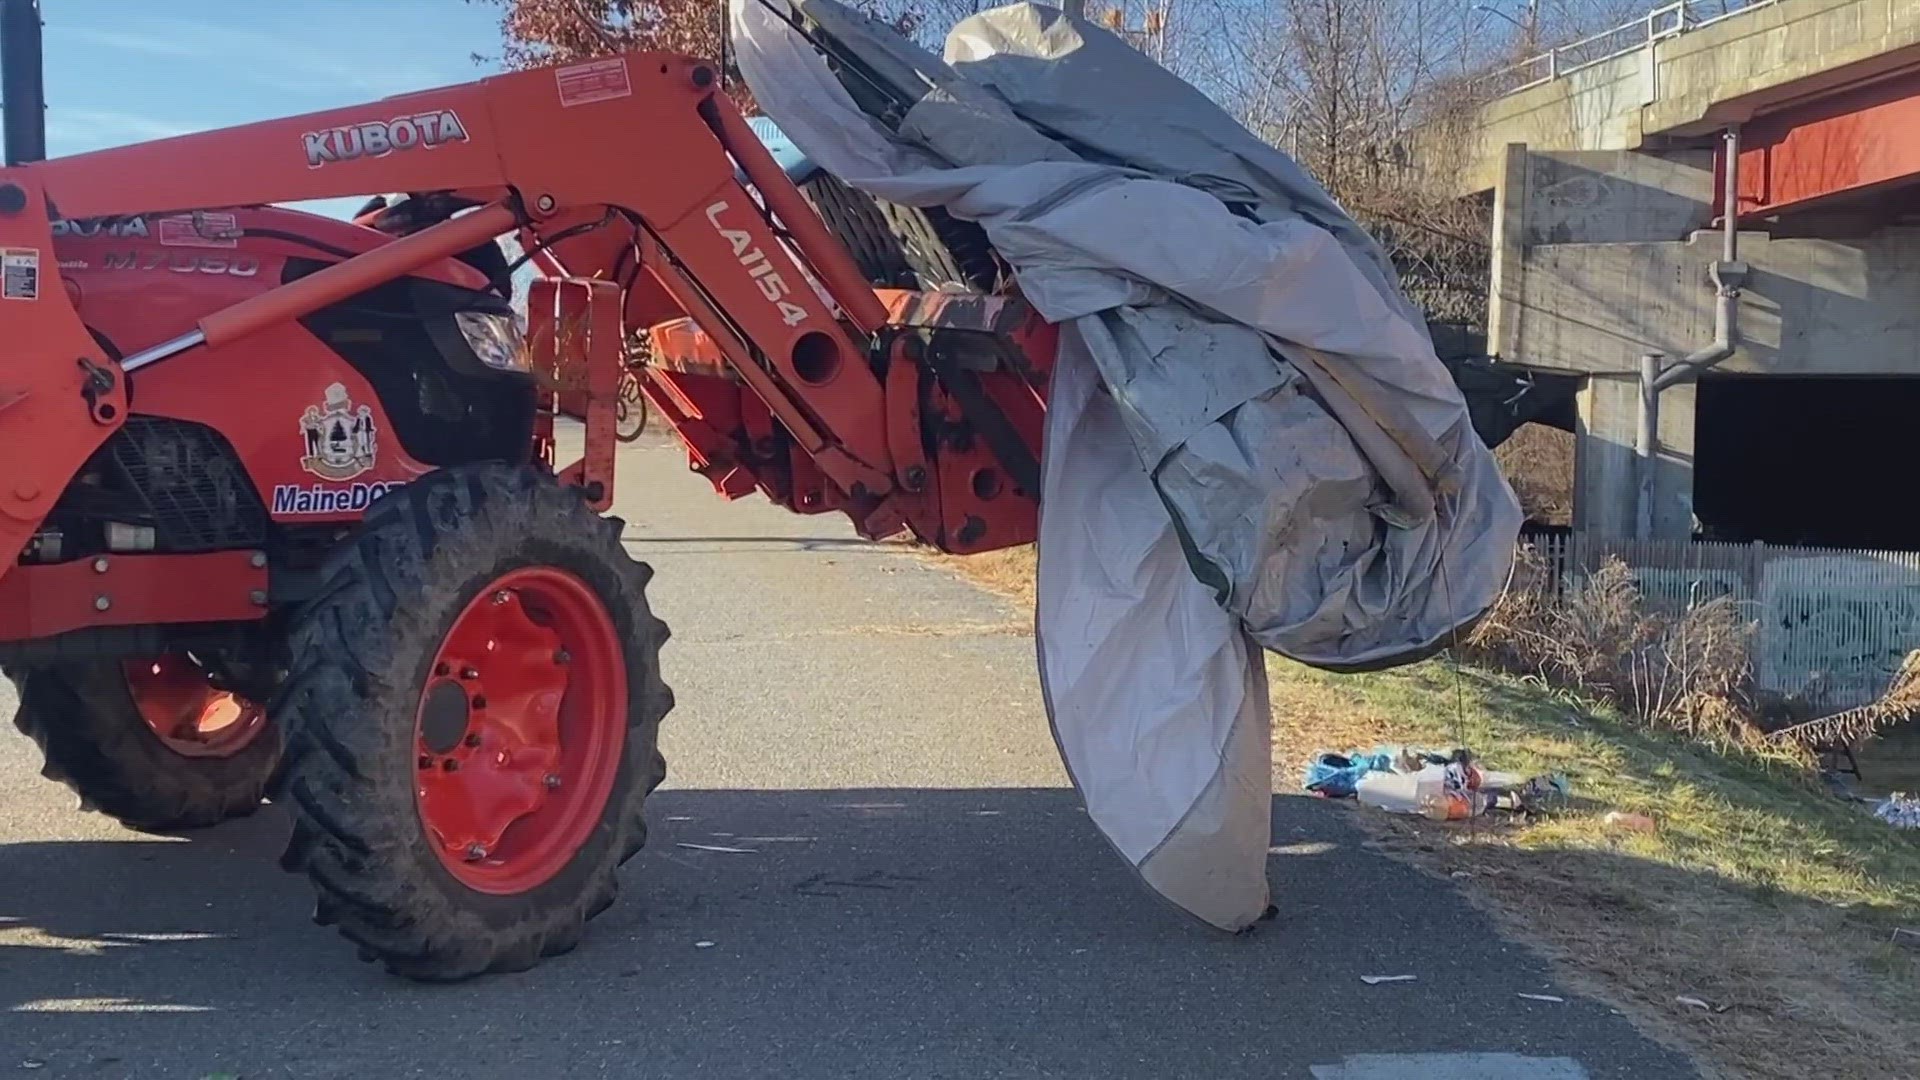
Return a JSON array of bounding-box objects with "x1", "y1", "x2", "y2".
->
[{"x1": 730, "y1": 0, "x2": 1521, "y2": 930}]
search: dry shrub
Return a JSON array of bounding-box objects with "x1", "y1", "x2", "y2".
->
[
  {"x1": 1493, "y1": 425, "x2": 1574, "y2": 526},
  {"x1": 1466, "y1": 549, "x2": 1767, "y2": 750},
  {"x1": 1764, "y1": 648, "x2": 1920, "y2": 752}
]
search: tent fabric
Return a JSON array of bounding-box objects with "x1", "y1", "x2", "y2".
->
[{"x1": 728, "y1": 0, "x2": 1521, "y2": 931}]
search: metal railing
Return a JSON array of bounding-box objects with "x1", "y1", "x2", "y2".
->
[{"x1": 1472, "y1": 0, "x2": 1782, "y2": 97}]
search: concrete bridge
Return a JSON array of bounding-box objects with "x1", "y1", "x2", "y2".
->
[
  {"x1": 1443, "y1": 0, "x2": 1920, "y2": 546},
  {"x1": 1453, "y1": 0, "x2": 1920, "y2": 194}
]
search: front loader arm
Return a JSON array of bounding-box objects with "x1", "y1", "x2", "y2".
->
[
  {"x1": 0, "y1": 175, "x2": 129, "y2": 572},
  {"x1": 1, "y1": 52, "x2": 909, "y2": 546}
]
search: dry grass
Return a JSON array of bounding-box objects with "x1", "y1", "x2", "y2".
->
[
  {"x1": 925, "y1": 545, "x2": 1037, "y2": 609},
  {"x1": 1464, "y1": 550, "x2": 1790, "y2": 758},
  {"x1": 1271, "y1": 659, "x2": 1920, "y2": 1080},
  {"x1": 932, "y1": 540, "x2": 1920, "y2": 1080},
  {"x1": 1495, "y1": 423, "x2": 1575, "y2": 526},
  {"x1": 1765, "y1": 649, "x2": 1920, "y2": 754}
]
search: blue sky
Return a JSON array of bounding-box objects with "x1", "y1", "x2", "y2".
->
[{"x1": 39, "y1": 0, "x2": 508, "y2": 218}]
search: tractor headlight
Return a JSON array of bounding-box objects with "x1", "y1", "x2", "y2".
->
[{"x1": 456, "y1": 309, "x2": 527, "y2": 373}]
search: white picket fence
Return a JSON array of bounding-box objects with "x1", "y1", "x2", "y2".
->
[{"x1": 1527, "y1": 534, "x2": 1920, "y2": 710}]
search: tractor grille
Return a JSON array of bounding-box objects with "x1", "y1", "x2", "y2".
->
[{"x1": 106, "y1": 416, "x2": 269, "y2": 551}]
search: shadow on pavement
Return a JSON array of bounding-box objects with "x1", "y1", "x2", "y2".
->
[{"x1": 0, "y1": 790, "x2": 1697, "y2": 1079}]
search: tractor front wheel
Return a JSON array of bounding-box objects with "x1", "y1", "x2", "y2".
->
[
  {"x1": 273, "y1": 463, "x2": 672, "y2": 981},
  {"x1": 7, "y1": 656, "x2": 280, "y2": 832}
]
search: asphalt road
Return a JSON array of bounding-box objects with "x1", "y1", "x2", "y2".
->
[{"x1": 0, "y1": 432, "x2": 1697, "y2": 1079}]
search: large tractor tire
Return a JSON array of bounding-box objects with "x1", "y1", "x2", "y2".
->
[
  {"x1": 7, "y1": 657, "x2": 280, "y2": 832},
  {"x1": 273, "y1": 462, "x2": 673, "y2": 981},
  {"x1": 795, "y1": 171, "x2": 1001, "y2": 294}
]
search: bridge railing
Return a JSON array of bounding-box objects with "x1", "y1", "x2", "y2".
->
[{"x1": 1471, "y1": 0, "x2": 1781, "y2": 97}]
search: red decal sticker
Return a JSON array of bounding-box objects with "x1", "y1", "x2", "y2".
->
[{"x1": 556, "y1": 58, "x2": 632, "y2": 107}]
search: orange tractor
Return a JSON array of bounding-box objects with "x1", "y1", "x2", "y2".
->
[{"x1": 0, "y1": 0, "x2": 1050, "y2": 979}]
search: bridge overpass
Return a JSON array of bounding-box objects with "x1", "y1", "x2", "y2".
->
[
  {"x1": 1446, "y1": 0, "x2": 1920, "y2": 547},
  {"x1": 1453, "y1": 0, "x2": 1920, "y2": 195}
]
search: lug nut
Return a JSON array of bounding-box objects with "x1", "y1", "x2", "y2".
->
[
  {"x1": 442, "y1": 759, "x2": 459, "y2": 772},
  {"x1": 472, "y1": 695, "x2": 488, "y2": 710},
  {"x1": 461, "y1": 667, "x2": 480, "y2": 680},
  {"x1": 419, "y1": 755, "x2": 433, "y2": 770},
  {"x1": 465, "y1": 843, "x2": 487, "y2": 861},
  {"x1": 492, "y1": 590, "x2": 512, "y2": 605},
  {"x1": 464, "y1": 733, "x2": 481, "y2": 748},
  {"x1": 553, "y1": 649, "x2": 571, "y2": 666},
  {"x1": 92, "y1": 557, "x2": 109, "y2": 573},
  {"x1": 543, "y1": 774, "x2": 562, "y2": 789},
  {"x1": 435, "y1": 663, "x2": 450, "y2": 677}
]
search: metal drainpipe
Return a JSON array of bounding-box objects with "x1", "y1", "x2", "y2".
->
[{"x1": 1635, "y1": 124, "x2": 1749, "y2": 539}]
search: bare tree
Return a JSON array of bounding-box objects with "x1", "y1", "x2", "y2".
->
[
  {"x1": 469, "y1": 0, "x2": 924, "y2": 110},
  {"x1": 1190, "y1": 0, "x2": 1719, "y2": 331},
  {"x1": 468, "y1": 0, "x2": 1731, "y2": 332}
]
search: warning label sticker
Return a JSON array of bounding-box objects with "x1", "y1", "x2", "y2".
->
[
  {"x1": 2, "y1": 247, "x2": 39, "y2": 301},
  {"x1": 556, "y1": 58, "x2": 632, "y2": 107}
]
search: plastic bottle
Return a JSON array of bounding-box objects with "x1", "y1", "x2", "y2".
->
[
  {"x1": 1415, "y1": 762, "x2": 1497, "y2": 821},
  {"x1": 1355, "y1": 770, "x2": 1422, "y2": 814},
  {"x1": 1414, "y1": 766, "x2": 1460, "y2": 820}
]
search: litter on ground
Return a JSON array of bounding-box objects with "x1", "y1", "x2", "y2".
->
[
  {"x1": 1874, "y1": 793, "x2": 1920, "y2": 828},
  {"x1": 1303, "y1": 745, "x2": 1568, "y2": 820},
  {"x1": 1360, "y1": 974, "x2": 1418, "y2": 985},
  {"x1": 1602, "y1": 811, "x2": 1659, "y2": 834}
]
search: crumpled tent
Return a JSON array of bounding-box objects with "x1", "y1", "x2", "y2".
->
[{"x1": 730, "y1": 0, "x2": 1521, "y2": 930}]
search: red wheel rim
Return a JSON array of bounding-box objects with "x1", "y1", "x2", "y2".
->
[
  {"x1": 123, "y1": 656, "x2": 267, "y2": 759},
  {"x1": 413, "y1": 566, "x2": 628, "y2": 895}
]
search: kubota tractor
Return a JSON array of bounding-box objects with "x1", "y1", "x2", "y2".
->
[{"x1": 0, "y1": 0, "x2": 1050, "y2": 979}]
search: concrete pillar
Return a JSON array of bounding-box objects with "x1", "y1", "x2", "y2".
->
[
  {"x1": 1486, "y1": 143, "x2": 1529, "y2": 361},
  {"x1": 1574, "y1": 374, "x2": 1694, "y2": 539}
]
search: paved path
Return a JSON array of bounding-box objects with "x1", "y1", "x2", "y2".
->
[{"x1": 0, "y1": 433, "x2": 1695, "y2": 1079}]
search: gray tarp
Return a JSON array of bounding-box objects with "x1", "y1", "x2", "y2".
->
[{"x1": 730, "y1": 0, "x2": 1521, "y2": 930}]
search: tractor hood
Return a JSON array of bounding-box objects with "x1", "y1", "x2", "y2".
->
[{"x1": 731, "y1": 0, "x2": 1522, "y2": 930}]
